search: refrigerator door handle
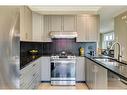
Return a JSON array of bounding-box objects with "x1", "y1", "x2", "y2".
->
[
  {"x1": 9, "y1": 12, "x2": 20, "y2": 56},
  {"x1": 9, "y1": 12, "x2": 20, "y2": 89}
]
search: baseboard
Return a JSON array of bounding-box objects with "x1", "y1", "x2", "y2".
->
[
  {"x1": 41, "y1": 81, "x2": 86, "y2": 83},
  {"x1": 76, "y1": 81, "x2": 86, "y2": 83},
  {"x1": 41, "y1": 81, "x2": 50, "y2": 83}
]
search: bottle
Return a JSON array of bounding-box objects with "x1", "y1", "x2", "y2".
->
[{"x1": 79, "y1": 47, "x2": 84, "y2": 56}]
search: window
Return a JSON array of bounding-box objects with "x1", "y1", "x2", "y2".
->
[{"x1": 103, "y1": 32, "x2": 114, "y2": 49}]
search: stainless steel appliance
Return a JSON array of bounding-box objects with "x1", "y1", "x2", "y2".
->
[
  {"x1": 108, "y1": 71, "x2": 127, "y2": 89},
  {"x1": 49, "y1": 31, "x2": 77, "y2": 38},
  {"x1": 0, "y1": 7, "x2": 20, "y2": 89},
  {"x1": 50, "y1": 51, "x2": 76, "y2": 85}
]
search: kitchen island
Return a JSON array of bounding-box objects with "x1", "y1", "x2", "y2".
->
[{"x1": 85, "y1": 54, "x2": 127, "y2": 89}]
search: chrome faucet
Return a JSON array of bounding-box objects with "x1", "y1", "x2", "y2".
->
[{"x1": 110, "y1": 42, "x2": 122, "y2": 61}]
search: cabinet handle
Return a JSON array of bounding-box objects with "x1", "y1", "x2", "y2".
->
[{"x1": 33, "y1": 64, "x2": 36, "y2": 67}]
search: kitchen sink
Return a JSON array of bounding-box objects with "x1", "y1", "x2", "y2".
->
[
  {"x1": 93, "y1": 57, "x2": 116, "y2": 62},
  {"x1": 94, "y1": 58, "x2": 115, "y2": 62},
  {"x1": 93, "y1": 57, "x2": 120, "y2": 67},
  {"x1": 94, "y1": 57, "x2": 127, "y2": 73}
]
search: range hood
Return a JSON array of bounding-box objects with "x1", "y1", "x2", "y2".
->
[{"x1": 49, "y1": 32, "x2": 78, "y2": 38}]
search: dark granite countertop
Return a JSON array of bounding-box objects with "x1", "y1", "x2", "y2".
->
[
  {"x1": 20, "y1": 54, "x2": 42, "y2": 69},
  {"x1": 85, "y1": 54, "x2": 127, "y2": 81}
]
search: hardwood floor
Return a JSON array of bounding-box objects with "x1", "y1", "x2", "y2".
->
[{"x1": 38, "y1": 83, "x2": 89, "y2": 90}]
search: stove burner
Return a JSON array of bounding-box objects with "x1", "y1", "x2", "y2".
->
[{"x1": 52, "y1": 50, "x2": 75, "y2": 59}]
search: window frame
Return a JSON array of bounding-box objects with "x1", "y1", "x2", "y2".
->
[{"x1": 103, "y1": 32, "x2": 114, "y2": 49}]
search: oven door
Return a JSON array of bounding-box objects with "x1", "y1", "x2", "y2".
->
[{"x1": 51, "y1": 61, "x2": 75, "y2": 80}]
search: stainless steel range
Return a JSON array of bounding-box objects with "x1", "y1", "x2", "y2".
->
[{"x1": 50, "y1": 51, "x2": 76, "y2": 85}]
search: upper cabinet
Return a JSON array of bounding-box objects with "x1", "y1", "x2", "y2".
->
[
  {"x1": 43, "y1": 15, "x2": 76, "y2": 42},
  {"x1": 43, "y1": 16, "x2": 52, "y2": 42},
  {"x1": 49, "y1": 15, "x2": 76, "y2": 32},
  {"x1": 32, "y1": 13, "x2": 43, "y2": 42},
  {"x1": 50, "y1": 15, "x2": 62, "y2": 32},
  {"x1": 32, "y1": 14, "x2": 51, "y2": 42},
  {"x1": 63, "y1": 15, "x2": 76, "y2": 32},
  {"x1": 32, "y1": 14, "x2": 99, "y2": 42},
  {"x1": 87, "y1": 15, "x2": 99, "y2": 42},
  {"x1": 76, "y1": 15, "x2": 99, "y2": 42},
  {"x1": 20, "y1": 6, "x2": 32, "y2": 41},
  {"x1": 77, "y1": 15, "x2": 87, "y2": 42}
]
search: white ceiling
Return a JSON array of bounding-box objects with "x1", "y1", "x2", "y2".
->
[{"x1": 29, "y1": 5, "x2": 127, "y2": 33}]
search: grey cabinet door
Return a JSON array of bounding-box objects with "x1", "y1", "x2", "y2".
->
[
  {"x1": 50, "y1": 15, "x2": 62, "y2": 32},
  {"x1": 85, "y1": 58, "x2": 89, "y2": 86},
  {"x1": 41, "y1": 57, "x2": 50, "y2": 81},
  {"x1": 63, "y1": 15, "x2": 76, "y2": 32},
  {"x1": 76, "y1": 15, "x2": 87, "y2": 42},
  {"x1": 32, "y1": 13, "x2": 43, "y2": 42},
  {"x1": 93, "y1": 63, "x2": 108, "y2": 89},
  {"x1": 87, "y1": 15, "x2": 99, "y2": 42},
  {"x1": 76, "y1": 57, "x2": 85, "y2": 81},
  {"x1": 20, "y1": 58, "x2": 41, "y2": 89},
  {"x1": 20, "y1": 6, "x2": 32, "y2": 41},
  {"x1": 43, "y1": 16, "x2": 51, "y2": 42},
  {"x1": 76, "y1": 15, "x2": 99, "y2": 42},
  {"x1": 85, "y1": 58, "x2": 91, "y2": 88},
  {"x1": 85, "y1": 58, "x2": 108, "y2": 89}
]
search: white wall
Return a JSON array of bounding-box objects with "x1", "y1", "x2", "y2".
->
[{"x1": 114, "y1": 10, "x2": 127, "y2": 61}]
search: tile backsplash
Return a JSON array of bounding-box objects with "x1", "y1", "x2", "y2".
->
[
  {"x1": 42, "y1": 38, "x2": 97, "y2": 56},
  {"x1": 20, "y1": 39, "x2": 97, "y2": 56},
  {"x1": 20, "y1": 41, "x2": 43, "y2": 56}
]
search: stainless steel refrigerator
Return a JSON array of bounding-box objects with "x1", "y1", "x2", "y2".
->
[{"x1": 0, "y1": 6, "x2": 20, "y2": 89}]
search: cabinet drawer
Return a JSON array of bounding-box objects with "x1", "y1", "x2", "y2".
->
[
  {"x1": 20, "y1": 61, "x2": 40, "y2": 77},
  {"x1": 20, "y1": 59, "x2": 41, "y2": 89},
  {"x1": 20, "y1": 65, "x2": 40, "y2": 82},
  {"x1": 20, "y1": 70, "x2": 40, "y2": 89},
  {"x1": 27, "y1": 74, "x2": 40, "y2": 89},
  {"x1": 76, "y1": 57, "x2": 85, "y2": 81}
]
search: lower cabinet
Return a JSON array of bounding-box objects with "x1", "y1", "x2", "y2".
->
[
  {"x1": 41, "y1": 57, "x2": 50, "y2": 81},
  {"x1": 76, "y1": 57, "x2": 85, "y2": 82},
  {"x1": 20, "y1": 58, "x2": 41, "y2": 89},
  {"x1": 85, "y1": 58, "x2": 108, "y2": 89}
]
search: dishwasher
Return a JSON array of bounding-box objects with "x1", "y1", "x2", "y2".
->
[{"x1": 108, "y1": 71, "x2": 127, "y2": 89}]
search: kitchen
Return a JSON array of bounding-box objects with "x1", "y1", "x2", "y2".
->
[{"x1": 0, "y1": 5, "x2": 127, "y2": 89}]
